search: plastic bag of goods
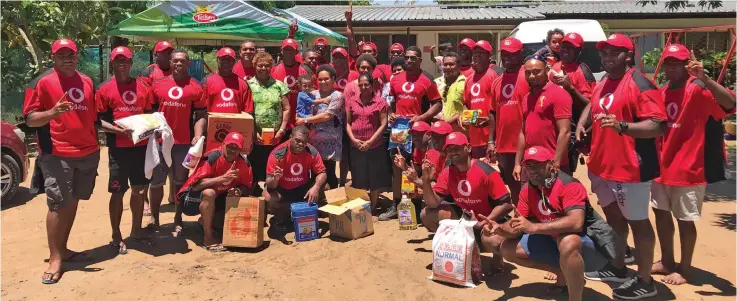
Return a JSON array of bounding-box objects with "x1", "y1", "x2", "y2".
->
[
  {"x1": 388, "y1": 117, "x2": 413, "y2": 153},
  {"x1": 429, "y1": 217, "x2": 482, "y2": 287},
  {"x1": 114, "y1": 112, "x2": 168, "y2": 144}
]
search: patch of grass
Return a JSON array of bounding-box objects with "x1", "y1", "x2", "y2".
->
[{"x1": 0, "y1": 106, "x2": 23, "y2": 123}]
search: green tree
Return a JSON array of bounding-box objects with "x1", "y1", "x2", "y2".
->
[
  {"x1": 249, "y1": 0, "x2": 371, "y2": 10},
  {"x1": 637, "y1": 0, "x2": 723, "y2": 10}
]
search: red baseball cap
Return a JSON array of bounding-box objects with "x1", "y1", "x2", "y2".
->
[
  {"x1": 473, "y1": 40, "x2": 493, "y2": 53},
  {"x1": 51, "y1": 39, "x2": 77, "y2": 54},
  {"x1": 154, "y1": 41, "x2": 174, "y2": 53},
  {"x1": 223, "y1": 132, "x2": 245, "y2": 149},
  {"x1": 443, "y1": 132, "x2": 469, "y2": 150},
  {"x1": 314, "y1": 37, "x2": 329, "y2": 46},
  {"x1": 361, "y1": 42, "x2": 378, "y2": 53},
  {"x1": 458, "y1": 38, "x2": 475, "y2": 49},
  {"x1": 596, "y1": 33, "x2": 633, "y2": 51},
  {"x1": 562, "y1": 32, "x2": 584, "y2": 48},
  {"x1": 409, "y1": 121, "x2": 431, "y2": 133},
  {"x1": 662, "y1": 44, "x2": 690, "y2": 61},
  {"x1": 110, "y1": 46, "x2": 132, "y2": 61},
  {"x1": 331, "y1": 47, "x2": 348, "y2": 58},
  {"x1": 390, "y1": 43, "x2": 405, "y2": 52},
  {"x1": 430, "y1": 121, "x2": 453, "y2": 135},
  {"x1": 522, "y1": 146, "x2": 554, "y2": 163},
  {"x1": 217, "y1": 47, "x2": 236, "y2": 59},
  {"x1": 499, "y1": 37, "x2": 523, "y2": 53},
  {"x1": 281, "y1": 38, "x2": 299, "y2": 50}
]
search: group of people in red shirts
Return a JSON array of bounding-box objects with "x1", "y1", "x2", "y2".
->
[{"x1": 24, "y1": 21, "x2": 734, "y2": 301}]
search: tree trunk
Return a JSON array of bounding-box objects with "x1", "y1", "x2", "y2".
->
[{"x1": 16, "y1": 25, "x2": 42, "y2": 72}]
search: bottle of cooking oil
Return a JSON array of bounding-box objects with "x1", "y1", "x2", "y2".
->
[{"x1": 398, "y1": 194, "x2": 418, "y2": 230}]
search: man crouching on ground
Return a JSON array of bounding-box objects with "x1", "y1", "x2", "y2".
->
[
  {"x1": 421, "y1": 132, "x2": 513, "y2": 276},
  {"x1": 176, "y1": 132, "x2": 253, "y2": 252},
  {"x1": 495, "y1": 146, "x2": 598, "y2": 301},
  {"x1": 263, "y1": 126, "x2": 327, "y2": 232}
]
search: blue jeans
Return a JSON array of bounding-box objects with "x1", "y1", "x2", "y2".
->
[{"x1": 519, "y1": 233, "x2": 596, "y2": 268}]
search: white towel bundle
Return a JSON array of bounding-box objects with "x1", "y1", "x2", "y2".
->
[{"x1": 144, "y1": 113, "x2": 174, "y2": 179}]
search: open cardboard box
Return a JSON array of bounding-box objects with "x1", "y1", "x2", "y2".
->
[
  {"x1": 319, "y1": 198, "x2": 374, "y2": 240},
  {"x1": 324, "y1": 186, "x2": 369, "y2": 207}
]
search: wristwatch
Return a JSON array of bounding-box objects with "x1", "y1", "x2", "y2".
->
[
  {"x1": 487, "y1": 141, "x2": 496, "y2": 145},
  {"x1": 618, "y1": 121, "x2": 629, "y2": 135}
]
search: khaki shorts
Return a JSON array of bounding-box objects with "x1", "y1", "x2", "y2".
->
[
  {"x1": 150, "y1": 145, "x2": 190, "y2": 188},
  {"x1": 589, "y1": 171, "x2": 651, "y2": 221},
  {"x1": 40, "y1": 151, "x2": 100, "y2": 211},
  {"x1": 651, "y1": 182, "x2": 706, "y2": 221}
]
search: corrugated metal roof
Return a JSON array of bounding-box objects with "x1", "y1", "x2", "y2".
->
[
  {"x1": 534, "y1": 1, "x2": 736, "y2": 15},
  {"x1": 287, "y1": 5, "x2": 545, "y2": 23}
]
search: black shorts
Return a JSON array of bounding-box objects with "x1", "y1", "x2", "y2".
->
[
  {"x1": 177, "y1": 189, "x2": 227, "y2": 216},
  {"x1": 268, "y1": 182, "x2": 312, "y2": 203},
  {"x1": 108, "y1": 146, "x2": 149, "y2": 193}
]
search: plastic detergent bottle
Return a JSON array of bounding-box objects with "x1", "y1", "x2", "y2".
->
[
  {"x1": 398, "y1": 194, "x2": 418, "y2": 230},
  {"x1": 182, "y1": 136, "x2": 205, "y2": 170},
  {"x1": 291, "y1": 202, "x2": 319, "y2": 241}
]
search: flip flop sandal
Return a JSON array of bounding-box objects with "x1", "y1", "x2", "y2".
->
[
  {"x1": 204, "y1": 244, "x2": 227, "y2": 253},
  {"x1": 41, "y1": 270, "x2": 61, "y2": 284},
  {"x1": 62, "y1": 251, "x2": 91, "y2": 262},
  {"x1": 172, "y1": 225, "x2": 184, "y2": 238},
  {"x1": 109, "y1": 241, "x2": 128, "y2": 255}
]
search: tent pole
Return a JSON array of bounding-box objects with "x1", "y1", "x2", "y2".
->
[
  {"x1": 717, "y1": 38, "x2": 736, "y2": 84},
  {"x1": 653, "y1": 32, "x2": 673, "y2": 82}
]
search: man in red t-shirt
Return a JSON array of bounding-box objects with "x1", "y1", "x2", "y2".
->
[
  {"x1": 496, "y1": 147, "x2": 602, "y2": 301},
  {"x1": 97, "y1": 46, "x2": 153, "y2": 254},
  {"x1": 550, "y1": 32, "x2": 597, "y2": 173},
  {"x1": 177, "y1": 132, "x2": 253, "y2": 252},
  {"x1": 24, "y1": 39, "x2": 100, "y2": 284},
  {"x1": 233, "y1": 41, "x2": 258, "y2": 80},
  {"x1": 489, "y1": 37, "x2": 529, "y2": 204},
  {"x1": 514, "y1": 58, "x2": 572, "y2": 180},
  {"x1": 651, "y1": 44, "x2": 736, "y2": 285},
  {"x1": 464, "y1": 40, "x2": 503, "y2": 158},
  {"x1": 263, "y1": 127, "x2": 327, "y2": 231},
  {"x1": 202, "y1": 47, "x2": 254, "y2": 116},
  {"x1": 389, "y1": 46, "x2": 442, "y2": 123},
  {"x1": 138, "y1": 41, "x2": 174, "y2": 87},
  {"x1": 150, "y1": 50, "x2": 207, "y2": 234},
  {"x1": 313, "y1": 37, "x2": 330, "y2": 66},
  {"x1": 421, "y1": 132, "x2": 512, "y2": 274},
  {"x1": 332, "y1": 47, "x2": 358, "y2": 92},
  {"x1": 458, "y1": 38, "x2": 475, "y2": 78},
  {"x1": 271, "y1": 38, "x2": 311, "y2": 128},
  {"x1": 575, "y1": 34, "x2": 666, "y2": 300}
]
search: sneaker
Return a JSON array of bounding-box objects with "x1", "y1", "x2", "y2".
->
[
  {"x1": 378, "y1": 204, "x2": 398, "y2": 221},
  {"x1": 624, "y1": 246, "x2": 636, "y2": 265},
  {"x1": 584, "y1": 262, "x2": 629, "y2": 283},
  {"x1": 612, "y1": 276, "x2": 657, "y2": 300}
]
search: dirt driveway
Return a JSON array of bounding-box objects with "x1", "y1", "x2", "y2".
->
[{"x1": 2, "y1": 147, "x2": 735, "y2": 300}]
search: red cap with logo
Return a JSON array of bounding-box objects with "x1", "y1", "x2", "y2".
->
[
  {"x1": 314, "y1": 37, "x2": 329, "y2": 46},
  {"x1": 154, "y1": 41, "x2": 174, "y2": 53},
  {"x1": 473, "y1": 40, "x2": 493, "y2": 53},
  {"x1": 217, "y1": 47, "x2": 236, "y2": 59},
  {"x1": 281, "y1": 38, "x2": 299, "y2": 50},
  {"x1": 430, "y1": 121, "x2": 453, "y2": 135},
  {"x1": 662, "y1": 43, "x2": 690, "y2": 61},
  {"x1": 522, "y1": 146, "x2": 554, "y2": 163},
  {"x1": 499, "y1": 37, "x2": 523, "y2": 53},
  {"x1": 51, "y1": 39, "x2": 78, "y2": 54},
  {"x1": 409, "y1": 121, "x2": 431, "y2": 133},
  {"x1": 390, "y1": 43, "x2": 405, "y2": 52},
  {"x1": 596, "y1": 33, "x2": 634, "y2": 51},
  {"x1": 223, "y1": 132, "x2": 245, "y2": 149},
  {"x1": 331, "y1": 47, "x2": 348, "y2": 58},
  {"x1": 110, "y1": 46, "x2": 132, "y2": 61},
  {"x1": 361, "y1": 41, "x2": 378, "y2": 53},
  {"x1": 459, "y1": 38, "x2": 476, "y2": 49},
  {"x1": 443, "y1": 132, "x2": 470, "y2": 150},
  {"x1": 562, "y1": 32, "x2": 584, "y2": 48}
]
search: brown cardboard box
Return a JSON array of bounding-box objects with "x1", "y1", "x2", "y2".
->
[
  {"x1": 319, "y1": 198, "x2": 374, "y2": 240},
  {"x1": 222, "y1": 197, "x2": 265, "y2": 248},
  {"x1": 206, "y1": 112, "x2": 254, "y2": 154},
  {"x1": 324, "y1": 186, "x2": 369, "y2": 207}
]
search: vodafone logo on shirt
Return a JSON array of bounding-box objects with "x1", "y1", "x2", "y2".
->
[
  {"x1": 337, "y1": 78, "x2": 347, "y2": 90},
  {"x1": 67, "y1": 88, "x2": 85, "y2": 103},
  {"x1": 666, "y1": 102, "x2": 681, "y2": 128},
  {"x1": 284, "y1": 75, "x2": 297, "y2": 88},
  {"x1": 537, "y1": 198, "x2": 553, "y2": 216},
  {"x1": 457, "y1": 180, "x2": 472, "y2": 197},
  {"x1": 121, "y1": 90, "x2": 137, "y2": 105},
  {"x1": 402, "y1": 82, "x2": 415, "y2": 93},
  {"x1": 168, "y1": 86, "x2": 184, "y2": 100},
  {"x1": 470, "y1": 83, "x2": 481, "y2": 97},
  {"x1": 599, "y1": 93, "x2": 614, "y2": 111},
  {"x1": 220, "y1": 88, "x2": 234, "y2": 101},
  {"x1": 290, "y1": 163, "x2": 303, "y2": 176}
]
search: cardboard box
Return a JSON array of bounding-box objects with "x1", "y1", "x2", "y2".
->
[
  {"x1": 222, "y1": 197, "x2": 265, "y2": 248},
  {"x1": 324, "y1": 186, "x2": 370, "y2": 207},
  {"x1": 319, "y1": 198, "x2": 374, "y2": 240},
  {"x1": 206, "y1": 112, "x2": 254, "y2": 154}
]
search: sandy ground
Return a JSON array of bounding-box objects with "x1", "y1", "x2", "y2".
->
[{"x1": 2, "y1": 147, "x2": 735, "y2": 301}]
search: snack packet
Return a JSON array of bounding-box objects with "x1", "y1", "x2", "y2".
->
[
  {"x1": 388, "y1": 117, "x2": 413, "y2": 153},
  {"x1": 461, "y1": 110, "x2": 480, "y2": 124}
]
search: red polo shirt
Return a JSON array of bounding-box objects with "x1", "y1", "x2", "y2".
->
[
  {"x1": 424, "y1": 148, "x2": 447, "y2": 180},
  {"x1": 522, "y1": 82, "x2": 573, "y2": 165},
  {"x1": 588, "y1": 69, "x2": 666, "y2": 183},
  {"x1": 151, "y1": 76, "x2": 206, "y2": 145},
  {"x1": 178, "y1": 148, "x2": 253, "y2": 197},
  {"x1": 335, "y1": 69, "x2": 359, "y2": 92},
  {"x1": 517, "y1": 177, "x2": 588, "y2": 237},
  {"x1": 490, "y1": 68, "x2": 530, "y2": 154},
  {"x1": 232, "y1": 61, "x2": 257, "y2": 81},
  {"x1": 138, "y1": 64, "x2": 171, "y2": 87},
  {"x1": 464, "y1": 68, "x2": 501, "y2": 147},
  {"x1": 656, "y1": 77, "x2": 735, "y2": 186},
  {"x1": 389, "y1": 71, "x2": 441, "y2": 117},
  {"x1": 271, "y1": 62, "x2": 311, "y2": 127},
  {"x1": 201, "y1": 73, "x2": 254, "y2": 114},
  {"x1": 550, "y1": 61, "x2": 596, "y2": 100},
  {"x1": 433, "y1": 160, "x2": 510, "y2": 217},
  {"x1": 96, "y1": 77, "x2": 152, "y2": 148},
  {"x1": 266, "y1": 141, "x2": 327, "y2": 190},
  {"x1": 23, "y1": 68, "x2": 99, "y2": 158}
]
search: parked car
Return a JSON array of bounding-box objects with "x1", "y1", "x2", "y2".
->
[
  {"x1": 509, "y1": 19, "x2": 608, "y2": 81},
  {"x1": 1, "y1": 121, "x2": 29, "y2": 200}
]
